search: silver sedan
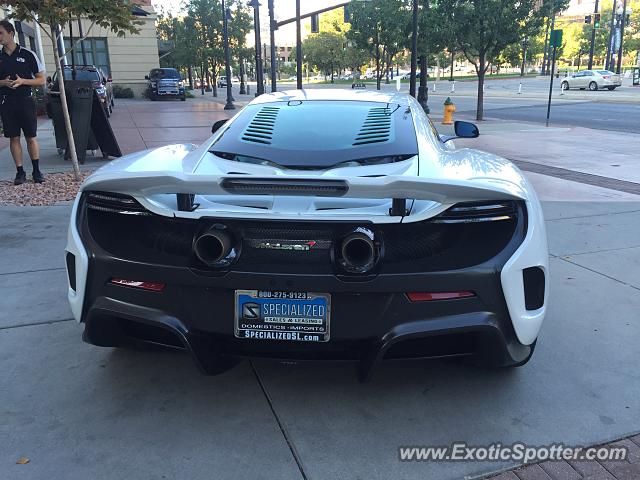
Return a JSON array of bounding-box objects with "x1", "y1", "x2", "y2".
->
[{"x1": 561, "y1": 70, "x2": 622, "y2": 91}]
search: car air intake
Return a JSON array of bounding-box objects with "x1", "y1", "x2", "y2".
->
[
  {"x1": 432, "y1": 201, "x2": 517, "y2": 223},
  {"x1": 85, "y1": 191, "x2": 151, "y2": 215},
  {"x1": 66, "y1": 252, "x2": 76, "y2": 292},
  {"x1": 523, "y1": 267, "x2": 545, "y2": 310},
  {"x1": 221, "y1": 178, "x2": 348, "y2": 197}
]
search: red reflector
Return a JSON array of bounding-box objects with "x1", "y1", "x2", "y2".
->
[
  {"x1": 110, "y1": 278, "x2": 165, "y2": 292},
  {"x1": 406, "y1": 291, "x2": 475, "y2": 302}
]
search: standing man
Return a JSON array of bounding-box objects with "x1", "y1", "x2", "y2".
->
[{"x1": 0, "y1": 20, "x2": 45, "y2": 185}]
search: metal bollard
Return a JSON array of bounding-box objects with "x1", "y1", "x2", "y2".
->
[
  {"x1": 518, "y1": 82, "x2": 522, "y2": 94},
  {"x1": 450, "y1": 81, "x2": 455, "y2": 93},
  {"x1": 432, "y1": 82, "x2": 437, "y2": 92}
]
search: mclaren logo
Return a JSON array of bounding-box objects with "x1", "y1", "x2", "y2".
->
[{"x1": 254, "y1": 240, "x2": 318, "y2": 251}]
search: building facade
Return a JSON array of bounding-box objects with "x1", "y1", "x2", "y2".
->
[{"x1": 2, "y1": 1, "x2": 160, "y2": 96}]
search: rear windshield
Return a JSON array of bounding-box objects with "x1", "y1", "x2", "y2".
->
[
  {"x1": 597, "y1": 70, "x2": 614, "y2": 75},
  {"x1": 209, "y1": 100, "x2": 418, "y2": 169},
  {"x1": 150, "y1": 69, "x2": 180, "y2": 79},
  {"x1": 54, "y1": 69, "x2": 100, "y2": 82}
]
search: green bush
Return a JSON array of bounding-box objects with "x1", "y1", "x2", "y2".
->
[
  {"x1": 185, "y1": 90, "x2": 195, "y2": 98},
  {"x1": 113, "y1": 85, "x2": 134, "y2": 98}
]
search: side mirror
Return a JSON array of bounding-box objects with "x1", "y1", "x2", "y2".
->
[
  {"x1": 144, "y1": 75, "x2": 149, "y2": 80},
  {"x1": 454, "y1": 120, "x2": 479, "y2": 139},
  {"x1": 211, "y1": 119, "x2": 227, "y2": 134},
  {"x1": 107, "y1": 77, "x2": 112, "y2": 82}
]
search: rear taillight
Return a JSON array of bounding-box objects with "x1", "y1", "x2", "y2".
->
[
  {"x1": 406, "y1": 291, "x2": 475, "y2": 302},
  {"x1": 85, "y1": 191, "x2": 151, "y2": 215},
  {"x1": 602, "y1": 75, "x2": 611, "y2": 79},
  {"x1": 110, "y1": 278, "x2": 165, "y2": 292},
  {"x1": 431, "y1": 201, "x2": 517, "y2": 223}
]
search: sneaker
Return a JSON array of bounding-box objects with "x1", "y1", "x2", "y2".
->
[
  {"x1": 32, "y1": 170, "x2": 44, "y2": 184},
  {"x1": 14, "y1": 170, "x2": 26, "y2": 185}
]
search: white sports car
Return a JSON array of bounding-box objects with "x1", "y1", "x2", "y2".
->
[{"x1": 65, "y1": 90, "x2": 548, "y2": 381}]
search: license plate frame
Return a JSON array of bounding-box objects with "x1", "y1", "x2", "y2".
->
[{"x1": 234, "y1": 290, "x2": 331, "y2": 343}]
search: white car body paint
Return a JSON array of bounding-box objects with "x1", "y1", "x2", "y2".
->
[{"x1": 66, "y1": 89, "x2": 548, "y2": 346}]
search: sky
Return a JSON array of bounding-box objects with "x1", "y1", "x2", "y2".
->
[{"x1": 151, "y1": 0, "x2": 349, "y2": 45}]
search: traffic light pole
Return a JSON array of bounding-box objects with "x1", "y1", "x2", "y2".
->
[{"x1": 587, "y1": 0, "x2": 599, "y2": 69}]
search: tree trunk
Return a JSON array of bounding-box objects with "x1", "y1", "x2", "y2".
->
[
  {"x1": 449, "y1": 51, "x2": 454, "y2": 81},
  {"x1": 476, "y1": 52, "x2": 486, "y2": 121},
  {"x1": 52, "y1": 32, "x2": 81, "y2": 181},
  {"x1": 188, "y1": 66, "x2": 193, "y2": 90},
  {"x1": 200, "y1": 64, "x2": 205, "y2": 95},
  {"x1": 385, "y1": 53, "x2": 390, "y2": 84},
  {"x1": 417, "y1": 54, "x2": 429, "y2": 113},
  {"x1": 541, "y1": 18, "x2": 550, "y2": 75},
  {"x1": 375, "y1": 41, "x2": 381, "y2": 90}
]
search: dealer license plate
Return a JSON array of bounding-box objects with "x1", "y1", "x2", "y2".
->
[{"x1": 234, "y1": 290, "x2": 330, "y2": 342}]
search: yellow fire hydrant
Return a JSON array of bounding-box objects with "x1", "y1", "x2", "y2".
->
[{"x1": 442, "y1": 97, "x2": 455, "y2": 125}]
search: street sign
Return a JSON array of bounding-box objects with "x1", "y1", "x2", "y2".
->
[{"x1": 549, "y1": 29, "x2": 563, "y2": 48}]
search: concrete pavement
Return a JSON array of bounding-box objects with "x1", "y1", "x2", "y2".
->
[{"x1": 2, "y1": 90, "x2": 640, "y2": 480}]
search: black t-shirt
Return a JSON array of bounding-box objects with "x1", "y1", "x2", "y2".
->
[{"x1": 0, "y1": 44, "x2": 44, "y2": 97}]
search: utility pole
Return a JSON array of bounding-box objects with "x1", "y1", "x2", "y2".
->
[{"x1": 588, "y1": 0, "x2": 600, "y2": 69}]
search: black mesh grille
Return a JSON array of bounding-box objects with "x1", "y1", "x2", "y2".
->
[{"x1": 353, "y1": 106, "x2": 392, "y2": 146}]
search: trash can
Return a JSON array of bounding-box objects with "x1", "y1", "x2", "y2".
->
[
  {"x1": 633, "y1": 67, "x2": 640, "y2": 86},
  {"x1": 49, "y1": 80, "x2": 98, "y2": 164}
]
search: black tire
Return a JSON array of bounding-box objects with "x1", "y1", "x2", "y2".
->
[
  {"x1": 111, "y1": 96, "x2": 115, "y2": 107},
  {"x1": 102, "y1": 152, "x2": 109, "y2": 160},
  {"x1": 150, "y1": 93, "x2": 157, "y2": 101},
  {"x1": 181, "y1": 95, "x2": 186, "y2": 101},
  {"x1": 561, "y1": 81, "x2": 569, "y2": 91},
  {"x1": 588, "y1": 81, "x2": 598, "y2": 91},
  {"x1": 104, "y1": 105, "x2": 110, "y2": 118}
]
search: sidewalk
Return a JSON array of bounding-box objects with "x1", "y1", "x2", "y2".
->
[{"x1": 1, "y1": 95, "x2": 638, "y2": 205}]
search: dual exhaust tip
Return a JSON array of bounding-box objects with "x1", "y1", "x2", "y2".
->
[
  {"x1": 193, "y1": 225, "x2": 236, "y2": 266},
  {"x1": 193, "y1": 225, "x2": 379, "y2": 273}
]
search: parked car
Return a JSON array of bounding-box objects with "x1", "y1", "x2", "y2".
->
[
  {"x1": 561, "y1": 70, "x2": 622, "y2": 91},
  {"x1": 45, "y1": 65, "x2": 113, "y2": 118},
  {"x1": 66, "y1": 89, "x2": 549, "y2": 381},
  {"x1": 145, "y1": 68, "x2": 186, "y2": 101}
]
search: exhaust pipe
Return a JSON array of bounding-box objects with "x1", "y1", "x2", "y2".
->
[
  {"x1": 339, "y1": 227, "x2": 378, "y2": 273},
  {"x1": 193, "y1": 226, "x2": 235, "y2": 266}
]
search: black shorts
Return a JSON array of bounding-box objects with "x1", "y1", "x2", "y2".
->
[{"x1": 0, "y1": 95, "x2": 37, "y2": 138}]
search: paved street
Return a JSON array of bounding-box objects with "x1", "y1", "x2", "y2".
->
[{"x1": 2, "y1": 80, "x2": 640, "y2": 479}]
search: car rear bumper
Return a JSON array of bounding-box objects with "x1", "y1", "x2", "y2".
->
[{"x1": 66, "y1": 194, "x2": 547, "y2": 380}]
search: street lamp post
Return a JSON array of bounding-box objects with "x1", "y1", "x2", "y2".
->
[
  {"x1": 616, "y1": 0, "x2": 630, "y2": 74},
  {"x1": 409, "y1": 0, "x2": 418, "y2": 98},
  {"x1": 605, "y1": 0, "x2": 617, "y2": 70},
  {"x1": 250, "y1": 0, "x2": 264, "y2": 95},
  {"x1": 296, "y1": 0, "x2": 303, "y2": 89},
  {"x1": 521, "y1": 37, "x2": 529, "y2": 77},
  {"x1": 222, "y1": 1, "x2": 235, "y2": 110},
  {"x1": 268, "y1": 0, "x2": 277, "y2": 92}
]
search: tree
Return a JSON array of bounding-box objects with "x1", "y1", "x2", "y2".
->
[
  {"x1": 443, "y1": 0, "x2": 552, "y2": 120},
  {"x1": 303, "y1": 32, "x2": 345, "y2": 82},
  {"x1": 347, "y1": 0, "x2": 410, "y2": 89},
  {"x1": 7, "y1": 0, "x2": 141, "y2": 181}
]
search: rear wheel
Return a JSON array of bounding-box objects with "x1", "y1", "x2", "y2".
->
[
  {"x1": 589, "y1": 81, "x2": 598, "y2": 91},
  {"x1": 561, "y1": 81, "x2": 569, "y2": 91}
]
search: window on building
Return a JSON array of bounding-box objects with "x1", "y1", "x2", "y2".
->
[{"x1": 63, "y1": 37, "x2": 111, "y2": 77}]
